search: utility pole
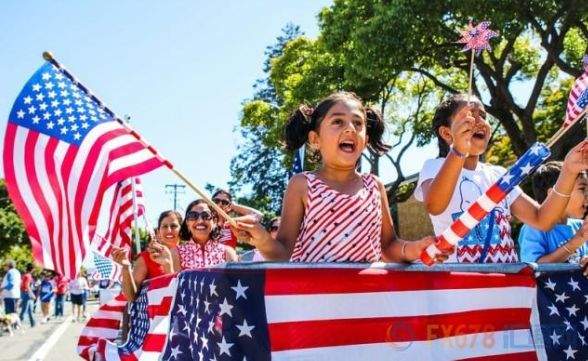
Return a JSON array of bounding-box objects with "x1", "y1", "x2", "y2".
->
[{"x1": 165, "y1": 184, "x2": 186, "y2": 210}]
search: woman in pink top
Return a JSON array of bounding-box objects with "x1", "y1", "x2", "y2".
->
[
  {"x1": 151, "y1": 199, "x2": 238, "y2": 272},
  {"x1": 235, "y1": 92, "x2": 449, "y2": 263}
]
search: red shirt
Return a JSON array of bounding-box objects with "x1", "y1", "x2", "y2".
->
[
  {"x1": 139, "y1": 251, "x2": 166, "y2": 279},
  {"x1": 55, "y1": 275, "x2": 68, "y2": 294},
  {"x1": 20, "y1": 273, "x2": 33, "y2": 292}
]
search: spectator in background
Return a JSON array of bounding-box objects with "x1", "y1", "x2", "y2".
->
[
  {"x1": 53, "y1": 273, "x2": 67, "y2": 319},
  {"x1": 39, "y1": 272, "x2": 54, "y2": 323},
  {"x1": 212, "y1": 189, "x2": 263, "y2": 248},
  {"x1": 519, "y1": 161, "x2": 588, "y2": 264},
  {"x1": 1, "y1": 260, "x2": 21, "y2": 314},
  {"x1": 69, "y1": 272, "x2": 89, "y2": 322},
  {"x1": 19, "y1": 263, "x2": 35, "y2": 327}
]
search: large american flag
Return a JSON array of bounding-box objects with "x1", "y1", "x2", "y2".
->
[
  {"x1": 422, "y1": 142, "x2": 551, "y2": 264},
  {"x1": 93, "y1": 177, "x2": 145, "y2": 257},
  {"x1": 3, "y1": 61, "x2": 166, "y2": 278},
  {"x1": 84, "y1": 264, "x2": 543, "y2": 360},
  {"x1": 564, "y1": 57, "x2": 588, "y2": 127},
  {"x1": 532, "y1": 269, "x2": 588, "y2": 360}
]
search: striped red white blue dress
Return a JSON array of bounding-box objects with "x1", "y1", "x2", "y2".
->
[{"x1": 290, "y1": 172, "x2": 382, "y2": 262}]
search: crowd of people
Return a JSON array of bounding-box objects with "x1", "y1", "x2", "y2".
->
[
  {"x1": 108, "y1": 91, "x2": 588, "y2": 303},
  {"x1": 0, "y1": 260, "x2": 93, "y2": 335},
  {"x1": 2, "y1": 91, "x2": 588, "y2": 329}
]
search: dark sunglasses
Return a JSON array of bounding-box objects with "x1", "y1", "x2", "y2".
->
[
  {"x1": 212, "y1": 198, "x2": 231, "y2": 206},
  {"x1": 186, "y1": 210, "x2": 213, "y2": 221}
]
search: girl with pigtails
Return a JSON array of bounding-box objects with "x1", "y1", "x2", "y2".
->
[{"x1": 236, "y1": 91, "x2": 448, "y2": 263}]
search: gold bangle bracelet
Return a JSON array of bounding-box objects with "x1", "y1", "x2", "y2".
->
[
  {"x1": 552, "y1": 186, "x2": 571, "y2": 198},
  {"x1": 562, "y1": 244, "x2": 574, "y2": 254},
  {"x1": 401, "y1": 241, "x2": 408, "y2": 258}
]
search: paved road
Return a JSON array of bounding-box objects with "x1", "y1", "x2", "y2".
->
[{"x1": 0, "y1": 301, "x2": 99, "y2": 361}]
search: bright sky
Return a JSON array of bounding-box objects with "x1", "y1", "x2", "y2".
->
[{"x1": 0, "y1": 1, "x2": 437, "y2": 227}]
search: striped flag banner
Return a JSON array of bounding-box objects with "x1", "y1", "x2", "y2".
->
[
  {"x1": 81, "y1": 264, "x2": 543, "y2": 361},
  {"x1": 3, "y1": 60, "x2": 166, "y2": 278},
  {"x1": 563, "y1": 56, "x2": 588, "y2": 127},
  {"x1": 93, "y1": 177, "x2": 145, "y2": 257}
]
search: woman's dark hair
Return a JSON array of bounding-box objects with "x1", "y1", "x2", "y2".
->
[
  {"x1": 26, "y1": 263, "x2": 34, "y2": 272},
  {"x1": 284, "y1": 91, "x2": 391, "y2": 155},
  {"x1": 432, "y1": 93, "x2": 483, "y2": 157},
  {"x1": 532, "y1": 161, "x2": 563, "y2": 203},
  {"x1": 179, "y1": 199, "x2": 221, "y2": 241},
  {"x1": 157, "y1": 210, "x2": 183, "y2": 229},
  {"x1": 212, "y1": 189, "x2": 232, "y2": 202}
]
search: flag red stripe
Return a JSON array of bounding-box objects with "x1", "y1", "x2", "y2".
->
[
  {"x1": 265, "y1": 269, "x2": 535, "y2": 295},
  {"x1": 24, "y1": 132, "x2": 55, "y2": 267},
  {"x1": 147, "y1": 297, "x2": 174, "y2": 318},
  {"x1": 60, "y1": 144, "x2": 77, "y2": 277},
  {"x1": 44, "y1": 137, "x2": 63, "y2": 274},
  {"x1": 141, "y1": 334, "x2": 167, "y2": 352},
  {"x1": 85, "y1": 318, "x2": 121, "y2": 329},
  {"x1": 3, "y1": 124, "x2": 44, "y2": 263},
  {"x1": 268, "y1": 308, "x2": 531, "y2": 351},
  {"x1": 456, "y1": 351, "x2": 538, "y2": 361}
]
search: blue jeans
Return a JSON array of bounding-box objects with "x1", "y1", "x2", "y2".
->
[
  {"x1": 4, "y1": 298, "x2": 17, "y2": 314},
  {"x1": 54, "y1": 294, "x2": 64, "y2": 317},
  {"x1": 19, "y1": 293, "x2": 35, "y2": 327}
]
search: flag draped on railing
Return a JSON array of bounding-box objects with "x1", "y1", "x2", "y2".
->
[
  {"x1": 3, "y1": 61, "x2": 166, "y2": 278},
  {"x1": 75, "y1": 263, "x2": 588, "y2": 361}
]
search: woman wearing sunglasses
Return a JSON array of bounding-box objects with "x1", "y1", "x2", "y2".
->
[
  {"x1": 212, "y1": 189, "x2": 263, "y2": 249},
  {"x1": 112, "y1": 210, "x2": 182, "y2": 300},
  {"x1": 149, "y1": 199, "x2": 238, "y2": 272}
]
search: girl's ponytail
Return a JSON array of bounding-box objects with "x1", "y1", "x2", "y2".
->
[
  {"x1": 284, "y1": 105, "x2": 314, "y2": 151},
  {"x1": 366, "y1": 107, "x2": 391, "y2": 155}
]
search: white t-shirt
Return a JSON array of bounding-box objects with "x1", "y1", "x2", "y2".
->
[
  {"x1": 1, "y1": 268, "x2": 21, "y2": 299},
  {"x1": 414, "y1": 158, "x2": 522, "y2": 263},
  {"x1": 69, "y1": 277, "x2": 89, "y2": 295}
]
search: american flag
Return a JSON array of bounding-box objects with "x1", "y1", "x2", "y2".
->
[
  {"x1": 564, "y1": 57, "x2": 588, "y2": 127},
  {"x1": 93, "y1": 177, "x2": 145, "y2": 257},
  {"x1": 422, "y1": 142, "x2": 551, "y2": 265},
  {"x1": 86, "y1": 265, "x2": 542, "y2": 360},
  {"x1": 78, "y1": 292, "x2": 127, "y2": 360},
  {"x1": 288, "y1": 145, "x2": 304, "y2": 179},
  {"x1": 90, "y1": 251, "x2": 122, "y2": 281},
  {"x1": 532, "y1": 269, "x2": 588, "y2": 360},
  {"x1": 3, "y1": 61, "x2": 166, "y2": 278}
]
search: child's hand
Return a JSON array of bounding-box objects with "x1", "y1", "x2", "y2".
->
[
  {"x1": 232, "y1": 216, "x2": 272, "y2": 247},
  {"x1": 450, "y1": 106, "x2": 475, "y2": 155},
  {"x1": 111, "y1": 247, "x2": 131, "y2": 268},
  {"x1": 413, "y1": 236, "x2": 453, "y2": 263},
  {"x1": 562, "y1": 140, "x2": 588, "y2": 176}
]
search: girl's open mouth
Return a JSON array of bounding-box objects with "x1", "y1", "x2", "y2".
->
[{"x1": 339, "y1": 140, "x2": 356, "y2": 153}]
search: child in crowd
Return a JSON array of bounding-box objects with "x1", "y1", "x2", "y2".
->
[
  {"x1": 518, "y1": 161, "x2": 588, "y2": 264},
  {"x1": 235, "y1": 91, "x2": 443, "y2": 263},
  {"x1": 39, "y1": 272, "x2": 54, "y2": 323},
  {"x1": 415, "y1": 93, "x2": 588, "y2": 263}
]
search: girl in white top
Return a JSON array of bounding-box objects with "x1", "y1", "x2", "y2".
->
[{"x1": 415, "y1": 93, "x2": 588, "y2": 263}]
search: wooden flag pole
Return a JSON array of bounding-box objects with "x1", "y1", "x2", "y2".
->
[
  {"x1": 546, "y1": 107, "x2": 588, "y2": 148},
  {"x1": 41, "y1": 51, "x2": 237, "y2": 227}
]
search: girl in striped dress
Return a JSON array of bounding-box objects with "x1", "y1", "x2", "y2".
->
[{"x1": 236, "y1": 91, "x2": 445, "y2": 263}]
